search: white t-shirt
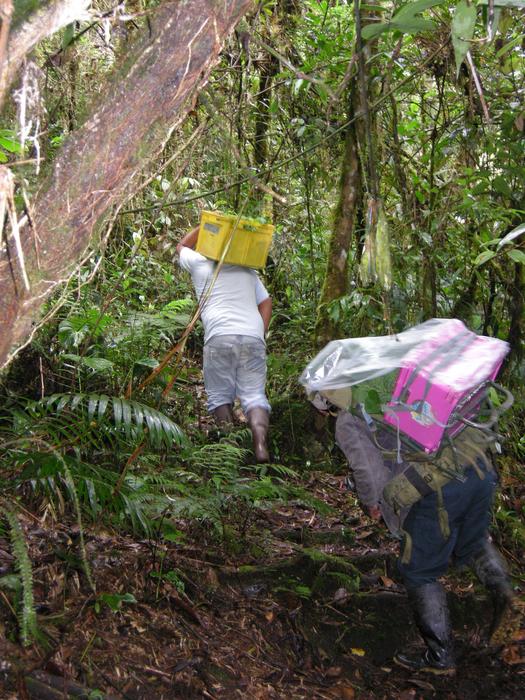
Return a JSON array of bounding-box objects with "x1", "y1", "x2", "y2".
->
[{"x1": 178, "y1": 248, "x2": 269, "y2": 343}]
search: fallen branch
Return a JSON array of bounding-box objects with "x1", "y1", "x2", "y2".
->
[{"x1": 24, "y1": 670, "x2": 121, "y2": 700}]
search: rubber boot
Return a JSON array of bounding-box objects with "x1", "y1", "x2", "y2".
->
[
  {"x1": 472, "y1": 540, "x2": 515, "y2": 645},
  {"x1": 213, "y1": 404, "x2": 234, "y2": 430},
  {"x1": 247, "y1": 407, "x2": 270, "y2": 463},
  {"x1": 394, "y1": 582, "x2": 456, "y2": 675}
]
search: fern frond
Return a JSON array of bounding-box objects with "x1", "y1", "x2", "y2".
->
[
  {"x1": 186, "y1": 443, "x2": 249, "y2": 473},
  {"x1": 14, "y1": 451, "x2": 157, "y2": 537},
  {"x1": 35, "y1": 393, "x2": 185, "y2": 449},
  {"x1": 60, "y1": 459, "x2": 96, "y2": 593},
  {"x1": 243, "y1": 463, "x2": 299, "y2": 479},
  {"x1": 122, "y1": 307, "x2": 191, "y2": 335},
  {"x1": 0, "y1": 502, "x2": 38, "y2": 646}
]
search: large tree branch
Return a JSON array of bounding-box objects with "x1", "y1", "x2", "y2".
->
[
  {"x1": 0, "y1": 0, "x2": 93, "y2": 110},
  {"x1": 0, "y1": 0, "x2": 254, "y2": 369}
]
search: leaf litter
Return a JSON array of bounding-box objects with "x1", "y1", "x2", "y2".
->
[{"x1": 0, "y1": 470, "x2": 523, "y2": 699}]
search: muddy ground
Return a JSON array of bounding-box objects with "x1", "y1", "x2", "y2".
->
[{"x1": 0, "y1": 467, "x2": 523, "y2": 700}]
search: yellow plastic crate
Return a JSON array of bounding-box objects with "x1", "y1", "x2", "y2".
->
[{"x1": 196, "y1": 210, "x2": 274, "y2": 269}]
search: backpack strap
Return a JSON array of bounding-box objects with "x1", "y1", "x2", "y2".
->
[
  {"x1": 400, "y1": 529, "x2": 413, "y2": 565},
  {"x1": 436, "y1": 486, "x2": 450, "y2": 539}
]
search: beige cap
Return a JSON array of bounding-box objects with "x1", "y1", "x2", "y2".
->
[{"x1": 320, "y1": 387, "x2": 353, "y2": 410}]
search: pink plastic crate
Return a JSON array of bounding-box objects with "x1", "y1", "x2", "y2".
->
[{"x1": 383, "y1": 320, "x2": 508, "y2": 453}]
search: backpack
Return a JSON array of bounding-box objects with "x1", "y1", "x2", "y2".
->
[{"x1": 382, "y1": 426, "x2": 500, "y2": 560}]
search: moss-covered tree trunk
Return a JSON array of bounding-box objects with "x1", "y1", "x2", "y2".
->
[
  {"x1": 0, "y1": 0, "x2": 254, "y2": 369},
  {"x1": 314, "y1": 3, "x2": 383, "y2": 347},
  {"x1": 314, "y1": 107, "x2": 361, "y2": 348},
  {"x1": 507, "y1": 260, "x2": 524, "y2": 365},
  {"x1": 253, "y1": 52, "x2": 278, "y2": 174},
  {"x1": 0, "y1": 0, "x2": 92, "y2": 110}
]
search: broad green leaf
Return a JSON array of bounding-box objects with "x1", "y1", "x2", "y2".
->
[
  {"x1": 71, "y1": 394, "x2": 83, "y2": 411},
  {"x1": 97, "y1": 394, "x2": 110, "y2": 419},
  {"x1": 362, "y1": 19, "x2": 435, "y2": 39},
  {"x1": 121, "y1": 399, "x2": 132, "y2": 438},
  {"x1": 360, "y1": 23, "x2": 387, "y2": 41},
  {"x1": 395, "y1": 0, "x2": 445, "y2": 21},
  {"x1": 497, "y1": 222, "x2": 525, "y2": 248},
  {"x1": 82, "y1": 357, "x2": 114, "y2": 372},
  {"x1": 0, "y1": 135, "x2": 23, "y2": 154},
  {"x1": 145, "y1": 410, "x2": 162, "y2": 447},
  {"x1": 62, "y1": 23, "x2": 75, "y2": 50},
  {"x1": 134, "y1": 358, "x2": 159, "y2": 369},
  {"x1": 362, "y1": 0, "x2": 444, "y2": 40},
  {"x1": 478, "y1": 0, "x2": 525, "y2": 7},
  {"x1": 364, "y1": 389, "x2": 382, "y2": 415},
  {"x1": 132, "y1": 402, "x2": 145, "y2": 434},
  {"x1": 507, "y1": 249, "x2": 525, "y2": 264},
  {"x1": 451, "y1": 0, "x2": 477, "y2": 77},
  {"x1": 98, "y1": 592, "x2": 136, "y2": 612},
  {"x1": 85, "y1": 479, "x2": 100, "y2": 514},
  {"x1": 118, "y1": 593, "x2": 137, "y2": 605},
  {"x1": 474, "y1": 250, "x2": 497, "y2": 266},
  {"x1": 88, "y1": 395, "x2": 99, "y2": 421},
  {"x1": 62, "y1": 352, "x2": 82, "y2": 364},
  {"x1": 113, "y1": 398, "x2": 123, "y2": 429},
  {"x1": 491, "y1": 7, "x2": 502, "y2": 38},
  {"x1": 44, "y1": 394, "x2": 62, "y2": 408},
  {"x1": 56, "y1": 395, "x2": 70, "y2": 413},
  {"x1": 158, "y1": 413, "x2": 184, "y2": 447},
  {"x1": 495, "y1": 33, "x2": 525, "y2": 58},
  {"x1": 472, "y1": 182, "x2": 489, "y2": 195},
  {"x1": 392, "y1": 18, "x2": 436, "y2": 32}
]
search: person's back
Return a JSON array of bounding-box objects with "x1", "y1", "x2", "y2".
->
[
  {"x1": 177, "y1": 225, "x2": 272, "y2": 463},
  {"x1": 178, "y1": 248, "x2": 266, "y2": 343}
]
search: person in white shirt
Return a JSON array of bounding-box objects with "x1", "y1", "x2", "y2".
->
[{"x1": 176, "y1": 225, "x2": 272, "y2": 462}]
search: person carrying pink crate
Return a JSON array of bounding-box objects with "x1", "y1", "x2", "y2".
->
[{"x1": 302, "y1": 320, "x2": 518, "y2": 675}]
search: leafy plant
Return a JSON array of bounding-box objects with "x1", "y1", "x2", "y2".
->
[
  {"x1": 362, "y1": 0, "x2": 444, "y2": 41},
  {"x1": 32, "y1": 393, "x2": 185, "y2": 450},
  {"x1": 95, "y1": 591, "x2": 137, "y2": 614},
  {"x1": 0, "y1": 129, "x2": 24, "y2": 162},
  {"x1": 0, "y1": 502, "x2": 38, "y2": 646}
]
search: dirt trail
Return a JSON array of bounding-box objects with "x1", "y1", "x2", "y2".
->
[{"x1": 0, "y1": 471, "x2": 523, "y2": 699}]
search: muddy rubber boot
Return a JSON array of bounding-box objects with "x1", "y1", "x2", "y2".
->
[
  {"x1": 472, "y1": 540, "x2": 515, "y2": 645},
  {"x1": 213, "y1": 404, "x2": 234, "y2": 431},
  {"x1": 394, "y1": 582, "x2": 456, "y2": 675},
  {"x1": 247, "y1": 407, "x2": 270, "y2": 463}
]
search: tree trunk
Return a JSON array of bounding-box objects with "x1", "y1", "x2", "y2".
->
[
  {"x1": 314, "y1": 108, "x2": 361, "y2": 347},
  {"x1": 0, "y1": 0, "x2": 92, "y2": 111},
  {"x1": 314, "y1": 2, "x2": 383, "y2": 347},
  {"x1": 452, "y1": 269, "x2": 478, "y2": 325},
  {"x1": 253, "y1": 52, "x2": 278, "y2": 175},
  {"x1": 507, "y1": 261, "x2": 524, "y2": 365},
  {"x1": 0, "y1": 0, "x2": 254, "y2": 370}
]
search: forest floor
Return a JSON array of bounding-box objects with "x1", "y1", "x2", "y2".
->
[{"x1": 1, "y1": 462, "x2": 524, "y2": 700}]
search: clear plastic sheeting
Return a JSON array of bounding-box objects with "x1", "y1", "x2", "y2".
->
[{"x1": 299, "y1": 319, "x2": 509, "y2": 396}]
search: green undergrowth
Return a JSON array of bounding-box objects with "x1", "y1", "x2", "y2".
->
[{"x1": 0, "y1": 388, "x2": 331, "y2": 646}]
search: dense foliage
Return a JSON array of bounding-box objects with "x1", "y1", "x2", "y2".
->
[{"x1": 0, "y1": 0, "x2": 524, "y2": 650}]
